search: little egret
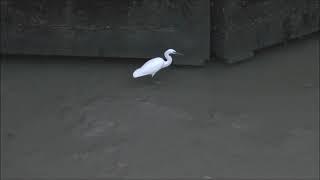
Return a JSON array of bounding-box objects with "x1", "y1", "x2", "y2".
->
[{"x1": 133, "y1": 49, "x2": 183, "y2": 78}]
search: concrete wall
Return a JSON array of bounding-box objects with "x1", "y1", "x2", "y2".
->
[{"x1": 1, "y1": 0, "x2": 319, "y2": 65}]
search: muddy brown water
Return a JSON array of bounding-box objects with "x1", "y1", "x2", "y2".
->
[{"x1": 1, "y1": 34, "x2": 319, "y2": 178}]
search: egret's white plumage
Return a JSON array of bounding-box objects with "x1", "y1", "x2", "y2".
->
[{"x1": 133, "y1": 49, "x2": 182, "y2": 78}]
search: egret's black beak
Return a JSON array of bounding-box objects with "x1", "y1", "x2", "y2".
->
[{"x1": 175, "y1": 52, "x2": 184, "y2": 56}]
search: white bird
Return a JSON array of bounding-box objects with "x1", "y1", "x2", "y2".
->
[{"x1": 133, "y1": 49, "x2": 183, "y2": 78}]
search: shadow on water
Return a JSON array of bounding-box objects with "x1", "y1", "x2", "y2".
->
[{"x1": 1, "y1": 54, "x2": 148, "y2": 66}]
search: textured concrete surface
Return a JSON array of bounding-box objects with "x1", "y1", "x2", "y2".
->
[{"x1": 1, "y1": 34, "x2": 319, "y2": 178}]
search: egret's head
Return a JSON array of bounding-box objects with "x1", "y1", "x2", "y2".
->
[{"x1": 166, "y1": 49, "x2": 183, "y2": 56}]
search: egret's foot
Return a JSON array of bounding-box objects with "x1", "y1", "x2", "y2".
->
[
  {"x1": 153, "y1": 80, "x2": 161, "y2": 84},
  {"x1": 136, "y1": 95, "x2": 150, "y2": 103},
  {"x1": 149, "y1": 80, "x2": 161, "y2": 87}
]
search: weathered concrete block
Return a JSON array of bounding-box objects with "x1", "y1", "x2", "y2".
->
[
  {"x1": 212, "y1": 0, "x2": 320, "y2": 63},
  {"x1": 1, "y1": 0, "x2": 210, "y2": 65}
]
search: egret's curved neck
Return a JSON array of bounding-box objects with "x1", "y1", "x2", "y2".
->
[{"x1": 163, "y1": 51, "x2": 173, "y2": 68}]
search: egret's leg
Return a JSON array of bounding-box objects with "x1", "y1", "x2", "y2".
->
[
  {"x1": 153, "y1": 76, "x2": 161, "y2": 85},
  {"x1": 150, "y1": 71, "x2": 160, "y2": 84}
]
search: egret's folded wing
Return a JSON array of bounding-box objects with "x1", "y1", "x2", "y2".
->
[
  {"x1": 134, "y1": 58, "x2": 164, "y2": 77},
  {"x1": 140, "y1": 57, "x2": 163, "y2": 68}
]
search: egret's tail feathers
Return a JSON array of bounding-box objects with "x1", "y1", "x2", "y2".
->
[{"x1": 133, "y1": 68, "x2": 148, "y2": 78}]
